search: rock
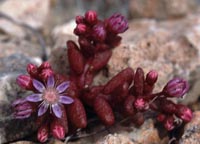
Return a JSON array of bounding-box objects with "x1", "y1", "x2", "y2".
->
[
  {"x1": 96, "y1": 134, "x2": 134, "y2": 144},
  {"x1": 10, "y1": 141, "x2": 34, "y2": 144},
  {"x1": 0, "y1": 19, "x2": 26, "y2": 38},
  {"x1": 179, "y1": 111, "x2": 200, "y2": 144},
  {"x1": 0, "y1": 54, "x2": 41, "y2": 74},
  {"x1": 0, "y1": 0, "x2": 50, "y2": 29},
  {"x1": 0, "y1": 37, "x2": 43, "y2": 59},
  {"x1": 182, "y1": 68, "x2": 200, "y2": 104},
  {"x1": 48, "y1": 48, "x2": 70, "y2": 75},
  {"x1": 125, "y1": 119, "x2": 168, "y2": 144},
  {"x1": 0, "y1": 37, "x2": 42, "y2": 73},
  {"x1": 65, "y1": 118, "x2": 168, "y2": 144},
  {"x1": 50, "y1": 0, "x2": 128, "y2": 19},
  {"x1": 77, "y1": 0, "x2": 129, "y2": 18},
  {"x1": 49, "y1": 21, "x2": 78, "y2": 74},
  {"x1": 51, "y1": 20, "x2": 77, "y2": 49},
  {"x1": 48, "y1": 139, "x2": 65, "y2": 144},
  {"x1": 0, "y1": 73, "x2": 37, "y2": 143},
  {"x1": 129, "y1": 0, "x2": 198, "y2": 19},
  {"x1": 52, "y1": 20, "x2": 76, "y2": 38}
]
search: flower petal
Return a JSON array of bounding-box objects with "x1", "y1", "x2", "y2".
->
[
  {"x1": 33, "y1": 79, "x2": 45, "y2": 92},
  {"x1": 12, "y1": 98, "x2": 27, "y2": 106},
  {"x1": 26, "y1": 94, "x2": 42, "y2": 102},
  {"x1": 56, "y1": 81, "x2": 70, "y2": 93},
  {"x1": 59, "y1": 96, "x2": 74, "y2": 104},
  {"x1": 52, "y1": 103, "x2": 62, "y2": 118},
  {"x1": 15, "y1": 114, "x2": 31, "y2": 119},
  {"x1": 38, "y1": 103, "x2": 48, "y2": 117},
  {"x1": 47, "y1": 75, "x2": 55, "y2": 88}
]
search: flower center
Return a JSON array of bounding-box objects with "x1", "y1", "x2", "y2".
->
[{"x1": 43, "y1": 88, "x2": 58, "y2": 104}]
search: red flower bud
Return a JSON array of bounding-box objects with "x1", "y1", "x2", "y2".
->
[
  {"x1": 176, "y1": 104, "x2": 193, "y2": 122},
  {"x1": 85, "y1": 10, "x2": 97, "y2": 25},
  {"x1": 146, "y1": 70, "x2": 158, "y2": 85},
  {"x1": 16, "y1": 75, "x2": 33, "y2": 90},
  {"x1": 27, "y1": 63, "x2": 38, "y2": 77},
  {"x1": 12, "y1": 98, "x2": 32, "y2": 119},
  {"x1": 134, "y1": 98, "x2": 147, "y2": 111},
  {"x1": 164, "y1": 116, "x2": 175, "y2": 131},
  {"x1": 75, "y1": 15, "x2": 85, "y2": 24},
  {"x1": 38, "y1": 61, "x2": 51, "y2": 71},
  {"x1": 39, "y1": 69, "x2": 54, "y2": 81},
  {"x1": 51, "y1": 120, "x2": 66, "y2": 140},
  {"x1": 74, "y1": 24, "x2": 87, "y2": 35},
  {"x1": 163, "y1": 78, "x2": 189, "y2": 98},
  {"x1": 92, "y1": 23, "x2": 106, "y2": 42},
  {"x1": 106, "y1": 13, "x2": 128, "y2": 34},
  {"x1": 37, "y1": 124, "x2": 49, "y2": 143}
]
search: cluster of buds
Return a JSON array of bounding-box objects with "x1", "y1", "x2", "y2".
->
[
  {"x1": 12, "y1": 10, "x2": 193, "y2": 143},
  {"x1": 82, "y1": 67, "x2": 192, "y2": 130},
  {"x1": 74, "y1": 10, "x2": 128, "y2": 57},
  {"x1": 68, "y1": 10, "x2": 128, "y2": 90}
]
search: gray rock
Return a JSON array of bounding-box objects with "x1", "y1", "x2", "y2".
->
[
  {"x1": 0, "y1": 73, "x2": 37, "y2": 143},
  {"x1": 48, "y1": 48, "x2": 70, "y2": 75},
  {"x1": 0, "y1": 37, "x2": 43, "y2": 59},
  {"x1": 0, "y1": 37, "x2": 42, "y2": 74},
  {"x1": 67, "y1": 118, "x2": 168, "y2": 144},
  {"x1": 179, "y1": 111, "x2": 200, "y2": 144},
  {"x1": 0, "y1": 20, "x2": 27, "y2": 38},
  {"x1": 129, "y1": 0, "x2": 198, "y2": 19},
  {"x1": 10, "y1": 141, "x2": 34, "y2": 144},
  {"x1": 0, "y1": 54, "x2": 41, "y2": 74},
  {"x1": 96, "y1": 134, "x2": 134, "y2": 144},
  {"x1": 0, "y1": 0, "x2": 50, "y2": 29}
]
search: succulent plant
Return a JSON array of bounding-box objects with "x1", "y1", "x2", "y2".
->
[{"x1": 12, "y1": 10, "x2": 192, "y2": 142}]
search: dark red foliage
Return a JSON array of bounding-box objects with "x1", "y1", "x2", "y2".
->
[
  {"x1": 12, "y1": 10, "x2": 193, "y2": 143},
  {"x1": 67, "y1": 98, "x2": 87, "y2": 128},
  {"x1": 94, "y1": 97, "x2": 115, "y2": 126}
]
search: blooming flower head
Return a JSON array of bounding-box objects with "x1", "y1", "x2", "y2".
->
[
  {"x1": 106, "y1": 13, "x2": 128, "y2": 34},
  {"x1": 12, "y1": 98, "x2": 32, "y2": 119},
  {"x1": 162, "y1": 78, "x2": 189, "y2": 98},
  {"x1": 26, "y1": 75, "x2": 73, "y2": 118}
]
